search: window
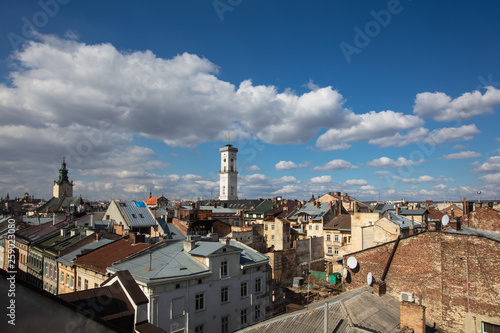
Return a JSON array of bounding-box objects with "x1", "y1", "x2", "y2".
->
[
  {"x1": 49, "y1": 265, "x2": 52, "y2": 279},
  {"x1": 221, "y1": 316, "x2": 229, "y2": 333},
  {"x1": 271, "y1": 224, "x2": 274, "y2": 230},
  {"x1": 70, "y1": 276, "x2": 74, "y2": 289},
  {"x1": 139, "y1": 214, "x2": 144, "y2": 218},
  {"x1": 223, "y1": 186, "x2": 225, "y2": 194},
  {"x1": 271, "y1": 235, "x2": 275, "y2": 240},
  {"x1": 221, "y1": 286, "x2": 229, "y2": 303},
  {"x1": 264, "y1": 225, "x2": 268, "y2": 230},
  {"x1": 483, "y1": 321, "x2": 500, "y2": 333},
  {"x1": 328, "y1": 247, "x2": 332, "y2": 254},
  {"x1": 131, "y1": 214, "x2": 137, "y2": 218},
  {"x1": 255, "y1": 304, "x2": 261, "y2": 320},
  {"x1": 94, "y1": 283, "x2": 98, "y2": 288},
  {"x1": 195, "y1": 293, "x2": 205, "y2": 311},
  {"x1": 240, "y1": 309, "x2": 247, "y2": 327},
  {"x1": 84, "y1": 279, "x2": 88, "y2": 290},
  {"x1": 308, "y1": 225, "x2": 312, "y2": 230},
  {"x1": 195, "y1": 325, "x2": 204, "y2": 333},
  {"x1": 198, "y1": 279, "x2": 202, "y2": 284},
  {"x1": 176, "y1": 283, "x2": 181, "y2": 289},
  {"x1": 220, "y1": 261, "x2": 228, "y2": 277},
  {"x1": 255, "y1": 278, "x2": 262, "y2": 293},
  {"x1": 334, "y1": 234, "x2": 339, "y2": 242},
  {"x1": 66, "y1": 274, "x2": 69, "y2": 286},
  {"x1": 45, "y1": 263, "x2": 49, "y2": 277},
  {"x1": 315, "y1": 225, "x2": 319, "y2": 231},
  {"x1": 61, "y1": 272, "x2": 64, "y2": 284},
  {"x1": 334, "y1": 248, "x2": 339, "y2": 255},
  {"x1": 326, "y1": 234, "x2": 331, "y2": 241},
  {"x1": 119, "y1": 202, "x2": 127, "y2": 207},
  {"x1": 78, "y1": 277, "x2": 81, "y2": 289},
  {"x1": 241, "y1": 281, "x2": 248, "y2": 297},
  {"x1": 172, "y1": 297, "x2": 184, "y2": 318}
]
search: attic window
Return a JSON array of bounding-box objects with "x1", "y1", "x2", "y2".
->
[
  {"x1": 222, "y1": 248, "x2": 226, "y2": 252},
  {"x1": 119, "y1": 203, "x2": 127, "y2": 207},
  {"x1": 139, "y1": 214, "x2": 144, "y2": 218},
  {"x1": 131, "y1": 214, "x2": 137, "y2": 218}
]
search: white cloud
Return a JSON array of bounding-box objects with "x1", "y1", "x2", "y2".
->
[
  {"x1": 392, "y1": 175, "x2": 454, "y2": 184},
  {"x1": 276, "y1": 176, "x2": 300, "y2": 184},
  {"x1": 316, "y1": 110, "x2": 423, "y2": 150},
  {"x1": 367, "y1": 157, "x2": 423, "y2": 168},
  {"x1": 478, "y1": 173, "x2": 500, "y2": 183},
  {"x1": 343, "y1": 179, "x2": 368, "y2": 186},
  {"x1": 374, "y1": 171, "x2": 391, "y2": 175},
  {"x1": 275, "y1": 161, "x2": 298, "y2": 171},
  {"x1": 302, "y1": 79, "x2": 319, "y2": 91},
  {"x1": 310, "y1": 175, "x2": 332, "y2": 183},
  {"x1": 312, "y1": 159, "x2": 355, "y2": 171},
  {"x1": 272, "y1": 185, "x2": 302, "y2": 195},
  {"x1": 414, "y1": 86, "x2": 500, "y2": 121},
  {"x1": 245, "y1": 165, "x2": 261, "y2": 172},
  {"x1": 425, "y1": 125, "x2": 480, "y2": 144},
  {"x1": 473, "y1": 156, "x2": 500, "y2": 173},
  {"x1": 443, "y1": 151, "x2": 481, "y2": 160},
  {"x1": 453, "y1": 144, "x2": 467, "y2": 149}
]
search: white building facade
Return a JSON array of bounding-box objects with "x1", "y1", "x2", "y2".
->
[
  {"x1": 219, "y1": 144, "x2": 238, "y2": 200},
  {"x1": 107, "y1": 236, "x2": 269, "y2": 333}
]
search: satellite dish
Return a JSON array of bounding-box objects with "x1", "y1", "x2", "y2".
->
[
  {"x1": 367, "y1": 272, "x2": 373, "y2": 286},
  {"x1": 342, "y1": 267, "x2": 348, "y2": 278},
  {"x1": 442, "y1": 215, "x2": 449, "y2": 226},
  {"x1": 347, "y1": 256, "x2": 358, "y2": 269}
]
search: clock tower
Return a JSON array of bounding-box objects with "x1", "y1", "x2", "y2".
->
[{"x1": 219, "y1": 144, "x2": 238, "y2": 200}]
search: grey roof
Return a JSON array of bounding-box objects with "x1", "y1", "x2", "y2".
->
[
  {"x1": 373, "y1": 203, "x2": 394, "y2": 213},
  {"x1": 445, "y1": 226, "x2": 500, "y2": 242},
  {"x1": 237, "y1": 301, "x2": 355, "y2": 333},
  {"x1": 343, "y1": 290, "x2": 400, "y2": 333},
  {"x1": 107, "y1": 241, "x2": 210, "y2": 284},
  {"x1": 288, "y1": 202, "x2": 332, "y2": 221},
  {"x1": 108, "y1": 239, "x2": 268, "y2": 285},
  {"x1": 382, "y1": 212, "x2": 422, "y2": 230},
  {"x1": 116, "y1": 200, "x2": 157, "y2": 227},
  {"x1": 199, "y1": 205, "x2": 238, "y2": 214},
  {"x1": 58, "y1": 238, "x2": 114, "y2": 267},
  {"x1": 400, "y1": 208, "x2": 427, "y2": 215}
]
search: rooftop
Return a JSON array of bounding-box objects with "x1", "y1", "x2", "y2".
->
[
  {"x1": 58, "y1": 238, "x2": 115, "y2": 267},
  {"x1": 324, "y1": 214, "x2": 351, "y2": 230},
  {"x1": 288, "y1": 202, "x2": 332, "y2": 221},
  {"x1": 73, "y1": 238, "x2": 152, "y2": 274},
  {"x1": 114, "y1": 200, "x2": 157, "y2": 227}
]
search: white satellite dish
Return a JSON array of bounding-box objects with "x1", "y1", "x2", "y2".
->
[
  {"x1": 442, "y1": 215, "x2": 449, "y2": 226},
  {"x1": 342, "y1": 267, "x2": 348, "y2": 278},
  {"x1": 367, "y1": 272, "x2": 373, "y2": 286},
  {"x1": 347, "y1": 256, "x2": 358, "y2": 269}
]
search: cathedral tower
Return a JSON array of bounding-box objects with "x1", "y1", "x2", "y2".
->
[
  {"x1": 53, "y1": 158, "x2": 73, "y2": 199},
  {"x1": 219, "y1": 144, "x2": 238, "y2": 200}
]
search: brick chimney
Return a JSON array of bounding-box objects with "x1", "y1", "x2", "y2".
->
[
  {"x1": 396, "y1": 204, "x2": 401, "y2": 215},
  {"x1": 400, "y1": 301, "x2": 426, "y2": 333},
  {"x1": 372, "y1": 281, "x2": 386, "y2": 296},
  {"x1": 184, "y1": 237, "x2": 196, "y2": 252}
]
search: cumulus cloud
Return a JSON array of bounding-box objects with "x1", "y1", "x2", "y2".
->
[
  {"x1": 275, "y1": 160, "x2": 309, "y2": 171},
  {"x1": 414, "y1": 86, "x2": 500, "y2": 121},
  {"x1": 315, "y1": 110, "x2": 423, "y2": 150},
  {"x1": 425, "y1": 125, "x2": 480, "y2": 144},
  {"x1": 473, "y1": 156, "x2": 500, "y2": 173},
  {"x1": 367, "y1": 157, "x2": 423, "y2": 168},
  {"x1": 392, "y1": 175, "x2": 454, "y2": 184},
  {"x1": 478, "y1": 173, "x2": 500, "y2": 183},
  {"x1": 245, "y1": 165, "x2": 261, "y2": 172},
  {"x1": 443, "y1": 151, "x2": 481, "y2": 160},
  {"x1": 343, "y1": 179, "x2": 368, "y2": 186},
  {"x1": 312, "y1": 159, "x2": 355, "y2": 171},
  {"x1": 276, "y1": 176, "x2": 300, "y2": 184},
  {"x1": 310, "y1": 176, "x2": 332, "y2": 183}
]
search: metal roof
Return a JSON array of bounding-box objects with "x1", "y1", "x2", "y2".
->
[
  {"x1": 382, "y1": 211, "x2": 422, "y2": 230},
  {"x1": 288, "y1": 202, "x2": 331, "y2": 221},
  {"x1": 445, "y1": 226, "x2": 500, "y2": 242},
  {"x1": 116, "y1": 201, "x2": 157, "y2": 227},
  {"x1": 107, "y1": 241, "x2": 210, "y2": 284},
  {"x1": 58, "y1": 239, "x2": 114, "y2": 267}
]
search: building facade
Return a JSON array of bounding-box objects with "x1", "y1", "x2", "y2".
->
[{"x1": 53, "y1": 158, "x2": 73, "y2": 199}]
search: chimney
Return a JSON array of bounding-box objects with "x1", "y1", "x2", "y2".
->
[
  {"x1": 373, "y1": 281, "x2": 386, "y2": 296},
  {"x1": 396, "y1": 204, "x2": 401, "y2": 215},
  {"x1": 463, "y1": 197, "x2": 467, "y2": 216},
  {"x1": 336, "y1": 192, "x2": 341, "y2": 196},
  {"x1": 400, "y1": 301, "x2": 426, "y2": 333},
  {"x1": 450, "y1": 208, "x2": 454, "y2": 218},
  {"x1": 448, "y1": 217, "x2": 461, "y2": 231},
  {"x1": 330, "y1": 201, "x2": 332, "y2": 210},
  {"x1": 337, "y1": 201, "x2": 341, "y2": 216},
  {"x1": 214, "y1": 202, "x2": 217, "y2": 208},
  {"x1": 184, "y1": 238, "x2": 196, "y2": 252},
  {"x1": 95, "y1": 232, "x2": 101, "y2": 241},
  {"x1": 53, "y1": 214, "x2": 56, "y2": 225},
  {"x1": 409, "y1": 217, "x2": 415, "y2": 236},
  {"x1": 90, "y1": 214, "x2": 94, "y2": 228},
  {"x1": 388, "y1": 212, "x2": 392, "y2": 220}
]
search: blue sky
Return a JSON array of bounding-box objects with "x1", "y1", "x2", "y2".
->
[{"x1": 1, "y1": 0, "x2": 500, "y2": 202}]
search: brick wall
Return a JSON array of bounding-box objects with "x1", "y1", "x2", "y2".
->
[
  {"x1": 467, "y1": 207, "x2": 500, "y2": 232},
  {"x1": 343, "y1": 231, "x2": 500, "y2": 332},
  {"x1": 400, "y1": 301, "x2": 425, "y2": 333}
]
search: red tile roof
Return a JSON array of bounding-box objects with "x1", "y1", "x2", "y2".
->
[
  {"x1": 145, "y1": 197, "x2": 159, "y2": 205},
  {"x1": 73, "y1": 238, "x2": 152, "y2": 274}
]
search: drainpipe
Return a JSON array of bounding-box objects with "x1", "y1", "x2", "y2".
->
[{"x1": 381, "y1": 236, "x2": 401, "y2": 281}]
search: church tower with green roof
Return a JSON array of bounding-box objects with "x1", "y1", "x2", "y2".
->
[{"x1": 53, "y1": 158, "x2": 74, "y2": 198}]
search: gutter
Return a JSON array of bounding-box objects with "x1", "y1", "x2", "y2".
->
[{"x1": 381, "y1": 236, "x2": 400, "y2": 281}]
